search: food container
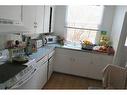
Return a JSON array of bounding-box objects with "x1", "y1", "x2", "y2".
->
[{"x1": 81, "y1": 43, "x2": 94, "y2": 50}]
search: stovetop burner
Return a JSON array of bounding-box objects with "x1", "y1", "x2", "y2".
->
[{"x1": 0, "y1": 63, "x2": 27, "y2": 83}]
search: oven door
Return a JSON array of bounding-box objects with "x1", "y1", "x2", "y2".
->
[{"x1": 10, "y1": 68, "x2": 36, "y2": 89}]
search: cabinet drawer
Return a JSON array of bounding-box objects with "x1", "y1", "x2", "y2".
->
[
  {"x1": 37, "y1": 55, "x2": 48, "y2": 64},
  {"x1": 48, "y1": 50, "x2": 55, "y2": 58}
]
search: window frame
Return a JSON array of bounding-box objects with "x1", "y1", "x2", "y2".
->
[{"x1": 65, "y1": 5, "x2": 104, "y2": 45}]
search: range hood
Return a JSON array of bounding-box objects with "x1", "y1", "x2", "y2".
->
[{"x1": 0, "y1": 19, "x2": 31, "y2": 34}]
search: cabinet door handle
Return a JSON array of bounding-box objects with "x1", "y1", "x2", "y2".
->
[
  {"x1": 34, "y1": 22, "x2": 37, "y2": 25},
  {"x1": 34, "y1": 26, "x2": 37, "y2": 28}
]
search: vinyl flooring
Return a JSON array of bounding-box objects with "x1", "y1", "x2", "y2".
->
[{"x1": 43, "y1": 72, "x2": 102, "y2": 89}]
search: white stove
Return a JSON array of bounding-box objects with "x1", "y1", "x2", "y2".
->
[{"x1": 0, "y1": 59, "x2": 36, "y2": 89}]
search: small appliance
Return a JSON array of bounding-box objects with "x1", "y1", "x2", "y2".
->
[
  {"x1": 35, "y1": 40, "x2": 42, "y2": 48},
  {"x1": 45, "y1": 35, "x2": 57, "y2": 44},
  {"x1": 42, "y1": 37, "x2": 47, "y2": 46}
]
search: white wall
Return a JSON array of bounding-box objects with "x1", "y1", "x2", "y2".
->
[
  {"x1": 100, "y1": 6, "x2": 116, "y2": 36},
  {"x1": 53, "y1": 5, "x2": 116, "y2": 40},
  {"x1": 110, "y1": 6, "x2": 127, "y2": 66}
]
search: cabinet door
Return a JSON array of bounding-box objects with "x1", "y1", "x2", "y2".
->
[
  {"x1": 70, "y1": 52, "x2": 91, "y2": 77},
  {"x1": 54, "y1": 53, "x2": 71, "y2": 74},
  {"x1": 88, "y1": 54, "x2": 113, "y2": 80},
  {"x1": 22, "y1": 6, "x2": 36, "y2": 33},
  {"x1": 48, "y1": 57, "x2": 54, "y2": 80},
  {"x1": 43, "y1": 6, "x2": 50, "y2": 33},
  {"x1": 54, "y1": 48, "x2": 90, "y2": 77},
  {"x1": 0, "y1": 6, "x2": 21, "y2": 22},
  {"x1": 41, "y1": 61, "x2": 48, "y2": 87},
  {"x1": 54, "y1": 48, "x2": 113, "y2": 80},
  {"x1": 35, "y1": 61, "x2": 48, "y2": 88},
  {"x1": 35, "y1": 6, "x2": 45, "y2": 33}
]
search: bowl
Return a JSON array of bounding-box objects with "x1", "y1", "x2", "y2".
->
[{"x1": 12, "y1": 56, "x2": 29, "y2": 64}]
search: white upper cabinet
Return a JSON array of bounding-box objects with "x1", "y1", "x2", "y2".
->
[
  {"x1": 22, "y1": 6, "x2": 50, "y2": 34},
  {"x1": 0, "y1": 6, "x2": 53, "y2": 33},
  {"x1": 22, "y1": 6, "x2": 37, "y2": 33},
  {"x1": 43, "y1": 6, "x2": 51, "y2": 33},
  {"x1": 36, "y1": 6, "x2": 45, "y2": 33},
  {"x1": 43, "y1": 6, "x2": 55, "y2": 33},
  {"x1": 22, "y1": 6, "x2": 45, "y2": 33},
  {"x1": 0, "y1": 6, "x2": 22, "y2": 23}
]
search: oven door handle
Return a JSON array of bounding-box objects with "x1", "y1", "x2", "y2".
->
[{"x1": 10, "y1": 69, "x2": 36, "y2": 89}]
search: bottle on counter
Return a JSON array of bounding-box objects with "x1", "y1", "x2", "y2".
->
[{"x1": 24, "y1": 37, "x2": 33, "y2": 55}]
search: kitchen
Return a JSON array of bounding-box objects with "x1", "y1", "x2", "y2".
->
[{"x1": 0, "y1": 5, "x2": 127, "y2": 89}]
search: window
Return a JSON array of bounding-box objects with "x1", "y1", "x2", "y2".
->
[{"x1": 66, "y1": 5, "x2": 104, "y2": 45}]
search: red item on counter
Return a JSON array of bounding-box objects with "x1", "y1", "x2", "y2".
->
[{"x1": 107, "y1": 46, "x2": 115, "y2": 55}]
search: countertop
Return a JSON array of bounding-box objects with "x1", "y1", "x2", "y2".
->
[
  {"x1": 47, "y1": 44, "x2": 114, "y2": 56},
  {"x1": 25, "y1": 43, "x2": 113, "y2": 63},
  {"x1": 29, "y1": 45, "x2": 55, "y2": 62}
]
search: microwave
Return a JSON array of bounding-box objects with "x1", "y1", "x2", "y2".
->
[{"x1": 45, "y1": 35, "x2": 57, "y2": 44}]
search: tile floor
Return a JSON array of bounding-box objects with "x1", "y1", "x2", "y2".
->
[{"x1": 43, "y1": 72, "x2": 102, "y2": 89}]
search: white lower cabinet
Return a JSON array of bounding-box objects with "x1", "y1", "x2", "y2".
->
[
  {"x1": 43, "y1": 6, "x2": 50, "y2": 33},
  {"x1": 54, "y1": 52, "x2": 90, "y2": 77},
  {"x1": 87, "y1": 53, "x2": 113, "y2": 80},
  {"x1": 34, "y1": 61, "x2": 48, "y2": 88},
  {"x1": 54, "y1": 54, "x2": 71, "y2": 74},
  {"x1": 54, "y1": 48, "x2": 113, "y2": 80},
  {"x1": 48, "y1": 50, "x2": 55, "y2": 80},
  {"x1": 70, "y1": 52, "x2": 91, "y2": 77},
  {"x1": 48, "y1": 57, "x2": 54, "y2": 80}
]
